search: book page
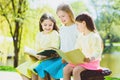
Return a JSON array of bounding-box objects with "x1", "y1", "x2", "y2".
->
[
  {"x1": 54, "y1": 49, "x2": 84, "y2": 65},
  {"x1": 24, "y1": 46, "x2": 37, "y2": 57},
  {"x1": 24, "y1": 47, "x2": 54, "y2": 59}
]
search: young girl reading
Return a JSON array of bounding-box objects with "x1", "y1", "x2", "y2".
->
[
  {"x1": 16, "y1": 13, "x2": 60, "y2": 80},
  {"x1": 33, "y1": 3, "x2": 78, "y2": 80},
  {"x1": 63, "y1": 13, "x2": 103, "y2": 80}
]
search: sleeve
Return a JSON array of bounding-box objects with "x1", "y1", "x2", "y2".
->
[
  {"x1": 50, "y1": 31, "x2": 60, "y2": 49},
  {"x1": 90, "y1": 35, "x2": 103, "y2": 60},
  {"x1": 75, "y1": 33, "x2": 82, "y2": 50},
  {"x1": 35, "y1": 33, "x2": 41, "y2": 51}
]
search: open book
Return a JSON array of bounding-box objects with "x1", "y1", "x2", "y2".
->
[
  {"x1": 52, "y1": 48, "x2": 85, "y2": 65},
  {"x1": 24, "y1": 46, "x2": 38, "y2": 59},
  {"x1": 24, "y1": 47, "x2": 57, "y2": 59},
  {"x1": 24, "y1": 47, "x2": 85, "y2": 64}
]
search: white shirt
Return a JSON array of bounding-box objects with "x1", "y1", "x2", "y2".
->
[{"x1": 59, "y1": 24, "x2": 78, "y2": 52}]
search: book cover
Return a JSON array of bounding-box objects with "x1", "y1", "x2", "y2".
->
[
  {"x1": 53, "y1": 48, "x2": 85, "y2": 65},
  {"x1": 37, "y1": 49, "x2": 57, "y2": 57}
]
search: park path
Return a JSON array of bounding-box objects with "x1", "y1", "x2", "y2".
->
[
  {"x1": 0, "y1": 71, "x2": 66, "y2": 80},
  {"x1": 0, "y1": 71, "x2": 22, "y2": 80}
]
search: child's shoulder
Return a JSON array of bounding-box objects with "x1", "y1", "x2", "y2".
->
[
  {"x1": 92, "y1": 32, "x2": 101, "y2": 38},
  {"x1": 90, "y1": 32, "x2": 102, "y2": 41},
  {"x1": 51, "y1": 30, "x2": 59, "y2": 35},
  {"x1": 36, "y1": 32, "x2": 42, "y2": 36},
  {"x1": 52, "y1": 30, "x2": 58, "y2": 34},
  {"x1": 60, "y1": 24, "x2": 77, "y2": 29}
]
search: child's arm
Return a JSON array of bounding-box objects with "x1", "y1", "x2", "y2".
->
[
  {"x1": 89, "y1": 35, "x2": 103, "y2": 61},
  {"x1": 50, "y1": 31, "x2": 60, "y2": 49}
]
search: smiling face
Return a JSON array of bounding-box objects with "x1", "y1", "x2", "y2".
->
[
  {"x1": 41, "y1": 19, "x2": 54, "y2": 34},
  {"x1": 57, "y1": 10, "x2": 71, "y2": 25}
]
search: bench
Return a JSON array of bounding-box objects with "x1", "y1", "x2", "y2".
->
[
  {"x1": 55, "y1": 68, "x2": 111, "y2": 80},
  {"x1": 81, "y1": 68, "x2": 112, "y2": 80},
  {"x1": 0, "y1": 51, "x2": 14, "y2": 65},
  {"x1": 7, "y1": 54, "x2": 14, "y2": 59}
]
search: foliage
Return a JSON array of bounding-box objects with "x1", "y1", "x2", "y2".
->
[
  {"x1": 91, "y1": 0, "x2": 120, "y2": 53},
  {"x1": 71, "y1": 1, "x2": 88, "y2": 17},
  {"x1": 0, "y1": 0, "x2": 28, "y2": 67},
  {"x1": 0, "y1": 66, "x2": 16, "y2": 72},
  {"x1": 105, "y1": 76, "x2": 120, "y2": 80},
  {"x1": 103, "y1": 45, "x2": 120, "y2": 53}
]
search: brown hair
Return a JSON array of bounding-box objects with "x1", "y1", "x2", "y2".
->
[
  {"x1": 76, "y1": 13, "x2": 104, "y2": 50},
  {"x1": 56, "y1": 3, "x2": 75, "y2": 23},
  {"x1": 39, "y1": 13, "x2": 59, "y2": 32},
  {"x1": 75, "y1": 13, "x2": 96, "y2": 32}
]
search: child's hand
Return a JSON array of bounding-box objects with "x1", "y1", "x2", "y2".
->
[
  {"x1": 55, "y1": 54, "x2": 60, "y2": 57},
  {"x1": 91, "y1": 57, "x2": 95, "y2": 61},
  {"x1": 29, "y1": 55, "x2": 37, "y2": 60},
  {"x1": 36, "y1": 55, "x2": 47, "y2": 60},
  {"x1": 62, "y1": 59, "x2": 67, "y2": 63},
  {"x1": 84, "y1": 57, "x2": 90, "y2": 62},
  {"x1": 51, "y1": 54, "x2": 60, "y2": 58}
]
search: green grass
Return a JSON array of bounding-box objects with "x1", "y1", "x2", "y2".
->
[
  {"x1": 105, "y1": 76, "x2": 120, "y2": 80},
  {"x1": 0, "y1": 66, "x2": 16, "y2": 72}
]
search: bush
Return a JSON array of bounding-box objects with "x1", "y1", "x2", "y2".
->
[{"x1": 103, "y1": 45, "x2": 120, "y2": 54}]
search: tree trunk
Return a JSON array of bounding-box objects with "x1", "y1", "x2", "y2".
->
[{"x1": 13, "y1": 21, "x2": 20, "y2": 67}]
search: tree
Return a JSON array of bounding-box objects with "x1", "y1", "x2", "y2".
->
[
  {"x1": 91, "y1": 0, "x2": 120, "y2": 53},
  {"x1": 0, "y1": 0, "x2": 28, "y2": 67}
]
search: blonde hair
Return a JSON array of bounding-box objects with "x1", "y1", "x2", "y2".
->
[{"x1": 56, "y1": 3, "x2": 75, "y2": 23}]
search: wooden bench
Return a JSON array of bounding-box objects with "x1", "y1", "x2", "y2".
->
[{"x1": 54, "y1": 68, "x2": 111, "y2": 80}]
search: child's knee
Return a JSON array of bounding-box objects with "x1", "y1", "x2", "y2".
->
[
  {"x1": 63, "y1": 66, "x2": 68, "y2": 73},
  {"x1": 72, "y1": 67, "x2": 82, "y2": 75},
  {"x1": 73, "y1": 68, "x2": 78, "y2": 75},
  {"x1": 63, "y1": 66, "x2": 72, "y2": 74}
]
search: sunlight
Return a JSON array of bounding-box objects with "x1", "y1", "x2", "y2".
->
[
  {"x1": 28, "y1": 0, "x2": 79, "y2": 10},
  {"x1": 28, "y1": 0, "x2": 97, "y2": 19}
]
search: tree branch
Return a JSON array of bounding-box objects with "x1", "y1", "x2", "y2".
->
[
  {"x1": 0, "y1": 3, "x2": 13, "y2": 37},
  {"x1": 11, "y1": 0, "x2": 15, "y2": 14}
]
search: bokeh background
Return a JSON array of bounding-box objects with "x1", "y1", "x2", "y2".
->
[{"x1": 0, "y1": 0, "x2": 120, "y2": 79}]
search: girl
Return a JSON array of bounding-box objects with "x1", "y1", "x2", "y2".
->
[
  {"x1": 63, "y1": 13, "x2": 103, "y2": 80},
  {"x1": 34, "y1": 3, "x2": 78, "y2": 80},
  {"x1": 16, "y1": 13, "x2": 60, "y2": 80}
]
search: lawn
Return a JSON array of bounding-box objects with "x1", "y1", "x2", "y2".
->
[
  {"x1": 0, "y1": 66, "x2": 16, "y2": 72},
  {"x1": 105, "y1": 76, "x2": 120, "y2": 80}
]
